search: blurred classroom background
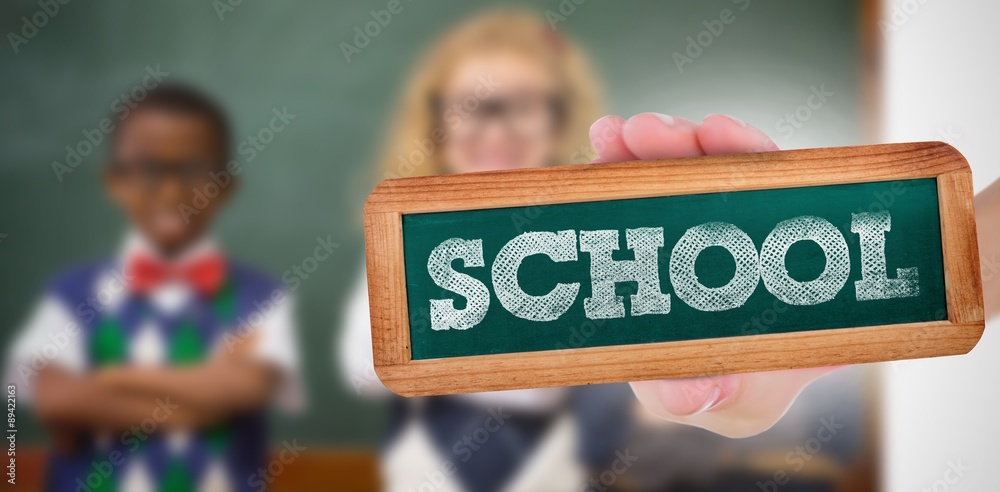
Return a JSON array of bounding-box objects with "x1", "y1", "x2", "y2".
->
[{"x1": 4, "y1": 0, "x2": 991, "y2": 490}]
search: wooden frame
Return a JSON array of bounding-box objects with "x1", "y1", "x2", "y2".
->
[{"x1": 364, "y1": 142, "x2": 984, "y2": 397}]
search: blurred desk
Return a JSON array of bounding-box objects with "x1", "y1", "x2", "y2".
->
[{"x1": 12, "y1": 447, "x2": 380, "y2": 492}]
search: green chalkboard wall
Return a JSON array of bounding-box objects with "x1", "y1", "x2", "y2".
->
[
  {"x1": 403, "y1": 179, "x2": 947, "y2": 360},
  {"x1": 0, "y1": 0, "x2": 863, "y2": 446}
]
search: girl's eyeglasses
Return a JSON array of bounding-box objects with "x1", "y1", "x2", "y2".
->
[{"x1": 433, "y1": 93, "x2": 566, "y2": 140}]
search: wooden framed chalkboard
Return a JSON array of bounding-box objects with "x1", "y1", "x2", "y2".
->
[{"x1": 364, "y1": 142, "x2": 984, "y2": 397}]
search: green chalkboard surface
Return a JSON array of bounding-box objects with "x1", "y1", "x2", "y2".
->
[{"x1": 402, "y1": 178, "x2": 947, "y2": 360}]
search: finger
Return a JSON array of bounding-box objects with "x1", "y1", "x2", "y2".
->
[
  {"x1": 621, "y1": 113, "x2": 704, "y2": 160},
  {"x1": 653, "y1": 375, "x2": 741, "y2": 416},
  {"x1": 588, "y1": 115, "x2": 636, "y2": 163},
  {"x1": 630, "y1": 366, "x2": 844, "y2": 438},
  {"x1": 696, "y1": 113, "x2": 779, "y2": 155}
]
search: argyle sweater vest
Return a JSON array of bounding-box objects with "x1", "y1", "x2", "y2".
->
[
  {"x1": 382, "y1": 384, "x2": 634, "y2": 492},
  {"x1": 43, "y1": 260, "x2": 279, "y2": 492}
]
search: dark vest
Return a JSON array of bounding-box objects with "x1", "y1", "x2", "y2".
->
[
  {"x1": 382, "y1": 384, "x2": 633, "y2": 492},
  {"x1": 43, "y1": 260, "x2": 279, "y2": 492}
]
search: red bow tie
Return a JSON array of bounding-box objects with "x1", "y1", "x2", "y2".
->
[{"x1": 127, "y1": 254, "x2": 226, "y2": 296}]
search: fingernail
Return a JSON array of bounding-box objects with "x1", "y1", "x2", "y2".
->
[
  {"x1": 695, "y1": 386, "x2": 723, "y2": 414},
  {"x1": 709, "y1": 113, "x2": 748, "y2": 128},
  {"x1": 759, "y1": 139, "x2": 780, "y2": 152},
  {"x1": 657, "y1": 375, "x2": 741, "y2": 416},
  {"x1": 589, "y1": 115, "x2": 624, "y2": 136},
  {"x1": 651, "y1": 113, "x2": 675, "y2": 126}
]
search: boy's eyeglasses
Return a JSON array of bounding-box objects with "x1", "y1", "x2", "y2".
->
[
  {"x1": 110, "y1": 158, "x2": 218, "y2": 190},
  {"x1": 433, "y1": 93, "x2": 566, "y2": 140}
]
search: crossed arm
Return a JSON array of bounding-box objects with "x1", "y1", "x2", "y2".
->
[{"x1": 33, "y1": 333, "x2": 278, "y2": 435}]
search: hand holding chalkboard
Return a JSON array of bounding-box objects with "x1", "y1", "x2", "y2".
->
[
  {"x1": 590, "y1": 114, "x2": 847, "y2": 438},
  {"x1": 364, "y1": 114, "x2": 983, "y2": 437}
]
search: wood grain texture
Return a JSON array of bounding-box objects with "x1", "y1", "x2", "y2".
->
[
  {"x1": 364, "y1": 212, "x2": 410, "y2": 367},
  {"x1": 364, "y1": 142, "x2": 969, "y2": 214},
  {"x1": 938, "y1": 171, "x2": 986, "y2": 324},
  {"x1": 363, "y1": 142, "x2": 985, "y2": 396},
  {"x1": 376, "y1": 321, "x2": 984, "y2": 397}
]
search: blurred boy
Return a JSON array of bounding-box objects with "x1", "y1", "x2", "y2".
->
[{"x1": 6, "y1": 85, "x2": 301, "y2": 491}]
